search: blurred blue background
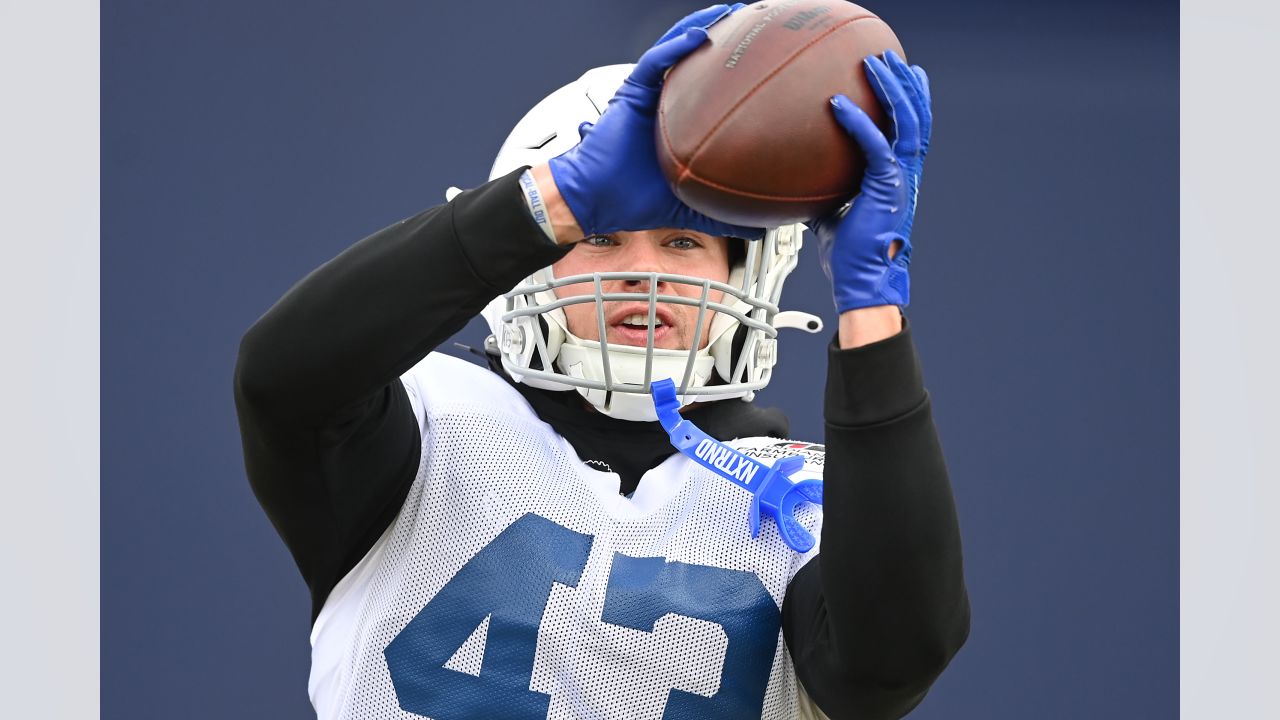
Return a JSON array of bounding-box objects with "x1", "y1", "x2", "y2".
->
[{"x1": 102, "y1": 0, "x2": 1177, "y2": 717}]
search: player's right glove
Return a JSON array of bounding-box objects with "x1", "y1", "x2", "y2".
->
[
  {"x1": 547, "y1": 4, "x2": 764, "y2": 240},
  {"x1": 810, "y1": 50, "x2": 932, "y2": 311}
]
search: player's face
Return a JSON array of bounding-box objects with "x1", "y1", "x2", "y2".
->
[{"x1": 551, "y1": 228, "x2": 731, "y2": 351}]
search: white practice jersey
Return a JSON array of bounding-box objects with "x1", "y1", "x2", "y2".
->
[{"x1": 308, "y1": 353, "x2": 827, "y2": 720}]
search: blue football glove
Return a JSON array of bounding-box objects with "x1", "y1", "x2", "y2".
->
[
  {"x1": 547, "y1": 4, "x2": 764, "y2": 240},
  {"x1": 810, "y1": 50, "x2": 932, "y2": 312}
]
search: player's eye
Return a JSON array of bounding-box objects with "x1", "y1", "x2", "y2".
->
[
  {"x1": 580, "y1": 234, "x2": 617, "y2": 248},
  {"x1": 667, "y1": 235, "x2": 703, "y2": 250}
]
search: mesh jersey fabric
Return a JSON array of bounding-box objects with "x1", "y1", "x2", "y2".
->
[{"x1": 308, "y1": 352, "x2": 826, "y2": 720}]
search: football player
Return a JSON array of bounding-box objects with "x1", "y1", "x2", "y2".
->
[{"x1": 234, "y1": 5, "x2": 969, "y2": 719}]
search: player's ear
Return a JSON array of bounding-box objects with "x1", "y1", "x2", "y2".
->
[{"x1": 727, "y1": 236, "x2": 747, "y2": 268}]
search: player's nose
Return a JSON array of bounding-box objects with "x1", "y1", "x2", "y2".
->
[{"x1": 610, "y1": 234, "x2": 671, "y2": 292}]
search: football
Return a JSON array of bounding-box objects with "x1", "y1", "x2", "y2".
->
[{"x1": 657, "y1": 1, "x2": 905, "y2": 227}]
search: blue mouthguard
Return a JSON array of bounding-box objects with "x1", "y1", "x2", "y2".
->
[{"x1": 651, "y1": 378, "x2": 824, "y2": 553}]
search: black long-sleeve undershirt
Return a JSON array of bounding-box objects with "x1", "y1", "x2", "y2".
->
[{"x1": 234, "y1": 168, "x2": 969, "y2": 719}]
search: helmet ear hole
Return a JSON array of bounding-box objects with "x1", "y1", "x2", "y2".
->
[
  {"x1": 727, "y1": 237, "x2": 748, "y2": 272},
  {"x1": 715, "y1": 323, "x2": 751, "y2": 383},
  {"x1": 528, "y1": 315, "x2": 553, "y2": 370}
]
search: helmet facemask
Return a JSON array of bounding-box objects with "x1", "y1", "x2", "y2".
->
[{"x1": 487, "y1": 224, "x2": 814, "y2": 421}]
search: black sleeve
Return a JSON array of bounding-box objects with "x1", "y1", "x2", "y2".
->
[
  {"x1": 781, "y1": 321, "x2": 971, "y2": 719},
  {"x1": 233, "y1": 168, "x2": 570, "y2": 622}
]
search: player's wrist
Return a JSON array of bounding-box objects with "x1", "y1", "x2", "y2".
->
[
  {"x1": 826, "y1": 230, "x2": 911, "y2": 316},
  {"x1": 838, "y1": 305, "x2": 903, "y2": 348},
  {"x1": 530, "y1": 163, "x2": 585, "y2": 245}
]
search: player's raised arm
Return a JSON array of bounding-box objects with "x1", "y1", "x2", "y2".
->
[
  {"x1": 782, "y1": 52, "x2": 969, "y2": 718},
  {"x1": 232, "y1": 4, "x2": 752, "y2": 623},
  {"x1": 233, "y1": 172, "x2": 569, "y2": 619}
]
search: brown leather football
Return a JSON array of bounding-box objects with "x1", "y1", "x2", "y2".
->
[{"x1": 657, "y1": 1, "x2": 905, "y2": 228}]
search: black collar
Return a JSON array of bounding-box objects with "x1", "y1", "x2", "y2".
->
[{"x1": 485, "y1": 355, "x2": 789, "y2": 495}]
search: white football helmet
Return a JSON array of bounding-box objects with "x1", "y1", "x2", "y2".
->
[{"x1": 474, "y1": 64, "x2": 822, "y2": 422}]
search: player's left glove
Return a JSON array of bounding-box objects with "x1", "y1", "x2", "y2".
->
[
  {"x1": 547, "y1": 4, "x2": 764, "y2": 240},
  {"x1": 810, "y1": 50, "x2": 932, "y2": 311}
]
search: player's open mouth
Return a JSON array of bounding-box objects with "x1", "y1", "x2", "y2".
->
[{"x1": 607, "y1": 307, "x2": 677, "y2": 346}]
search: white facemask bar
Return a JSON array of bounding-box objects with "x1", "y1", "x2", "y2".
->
[{"x1": 500, "y1": 270, "x2": 778, "y2": 396}]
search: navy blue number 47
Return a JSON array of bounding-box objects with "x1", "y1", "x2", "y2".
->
[{"x1": 384, "y1": 513, "x2": 780, "y2": 719}]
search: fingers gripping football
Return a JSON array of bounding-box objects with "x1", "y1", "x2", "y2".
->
[
  {"x1": 814, "y1": 51, "x2": 932, "y2": 312},
  {"x1": 630, "y1": 3, "x2": 740, "y2": 91},
  {"x1": 545, "y1": 3, "x2": 763, "y2": 240}
]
